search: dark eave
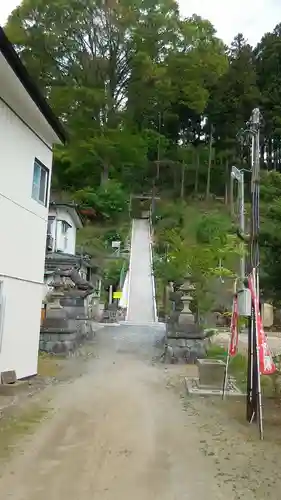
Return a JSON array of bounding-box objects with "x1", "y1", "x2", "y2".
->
[
  {"x1": 49, "y1": 201, "x2": 78, "y2": 210},
  {"x1": 45, "y1": 251, "x2": 100, "y2": 272},
  {"x1": 0, "y1": 27, "x2": 66, "y2": 144}
]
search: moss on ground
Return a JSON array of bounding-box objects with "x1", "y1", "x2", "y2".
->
[
  {"x1": 0, "y1": 404, "x2": 49, "y2": 460},
  {"x1": 37, "y1": 352, "x2": 62, "y2": 378}
]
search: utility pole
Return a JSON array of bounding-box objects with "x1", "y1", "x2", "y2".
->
[
  {"x1": 206, "y1": 124, "x2": 213, "y2": 200},
  {"x1": 245, "y1": 108, "x2": 262, "y2": 428},
  {"x1": 156, "y1": 112, "x2": 161, "y2": 180},
  {"x1": 151, "y1": 181, "x2": 156, "y2": 224}
]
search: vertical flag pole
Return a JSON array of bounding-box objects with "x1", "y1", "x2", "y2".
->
[
  {"x1": 252, "y1": 268, "x2": 264, "y2": 439},
  {"x1": 222, "y1": 326, "x2": 231, "y2": 400},
  {"x1": 222, "y1": 333, "x2": 231, "y2": 400},
  {"x1": 245, "y1": 108, "x2": 261, "y2": 424},
  {"x1": 247, "y1": 293, "x2": 255, "y2": 422}
]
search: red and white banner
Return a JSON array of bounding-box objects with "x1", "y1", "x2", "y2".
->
[
  {"x1": 229, "y1": 294, "x2": 239, "y2": 356},
  {"x1": 248, "y1": 273, "x2": 276, "y2": 375}
]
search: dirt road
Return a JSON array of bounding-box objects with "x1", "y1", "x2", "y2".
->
[{"x1": 1, "y1": 325, "x2": 281, "y2": 499}]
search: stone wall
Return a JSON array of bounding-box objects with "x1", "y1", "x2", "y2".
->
[
  {"x1": 40, "y1": 320, "x2": 94, "y2": 354},
  {"x1": 40, "y1": 296, "x2": 95, "y2": 355}
]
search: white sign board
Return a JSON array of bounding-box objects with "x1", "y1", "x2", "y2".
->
[{"x1": 112, "y1": 241, "x2": 121, "y2": 248}]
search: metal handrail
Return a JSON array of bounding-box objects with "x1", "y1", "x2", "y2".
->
[
  {"x1": 148, "y1": 208, "x2": 158, "y2": 322},
  {"x1": 125, "y1": 219, "x2": 134, "y2": 321}
]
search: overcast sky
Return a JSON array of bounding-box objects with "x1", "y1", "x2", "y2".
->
[
  {"x1": 180, "y1": 0, "x2": 281, "y2": 46},
  {"x1": 1, "y1": 0, "x2": 281, "y2": 46}
]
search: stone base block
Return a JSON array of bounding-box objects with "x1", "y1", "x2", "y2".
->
[
  {"x1": 185, "y1": 377, "x2": 243, "y2": 397},
  {"x1": 0, "y1": 380, "x2": 30, "y2": 396},
  {"x1": 1, "y1": 370, "x2": 17, "y2": 384},
  {"x1": 197, "y1": 358, "x2": 226, "y2": 389},
  {"x1": 163, "y1": 339, "x2": 207, "y2": 364},
  {"x1": 40, "y1": 321, "x2": 94, "y2": 355}
]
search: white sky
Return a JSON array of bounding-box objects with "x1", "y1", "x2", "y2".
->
[
  {"x1": 179, "y1": 0, "x2": 281, "y2": 46},
  {"x1": 1, "y1": 0, "x2": 281, "y2": 46}
]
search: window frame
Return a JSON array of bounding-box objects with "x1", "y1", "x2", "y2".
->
[
  {"x1": 61, "y1": 221, "x2": 71, "y2": 234},
  {"x1": 60, "y1": 220, "x2": 71, "y2": 251},
  {"x1": 31, "y1": 158, "x2": 49, "y2": 206},
  {"x1": 47, "y1": 216, "x2": 55, "y2": 235}
]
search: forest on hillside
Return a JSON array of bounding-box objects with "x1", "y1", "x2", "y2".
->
[{"x1": 5, "y1": 0, "x2": 281, "y2": 308}]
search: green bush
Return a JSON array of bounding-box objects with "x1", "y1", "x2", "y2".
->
[
  {"x1": 75, "y1": 180, "x2": 128, "y2": 220},
  {"x1": 155, "y1": 201, "x2": 186, "y2": 231},
  {"x1": 103, "y1": 229, "x2": 124, "y2": 247},
  {"x1": 260, "y1": 171, "x2": 281, "y2": 202},
  {"x1": 103, "y1": 259, "x2": 126, "y2": 288},
  {"x1": 196, "y1": 213, "x2": 231, "y2": 245}
]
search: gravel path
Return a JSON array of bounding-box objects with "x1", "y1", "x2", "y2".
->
[
  {"x1": 213, "y1": 331, "x2": 281, "y2": 355},
  {"x1": 0, "y1": 325, "x2": 281, "y2": 499}
]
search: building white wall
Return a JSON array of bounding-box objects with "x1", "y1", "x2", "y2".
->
[
  {"x1": 0, "y1": 278, "x2": 43, "y2": 379},
  {"x1": 48, "y1": 207, "x2": 78, "y2": 255},
  {"x1": 0, "y1": 99, "x2": 53, "y2": 379},
  {"x1": 0, "y1": 52, "x2": 60, "y2": 146}
]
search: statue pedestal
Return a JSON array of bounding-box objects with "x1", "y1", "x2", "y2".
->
[
  {"x1": 47, "y1": 293, "x2": 64, "y2": 310},
  {"x1": 41, "y1": 276, "x2": 93, "y2": 355},
  {"x1": 164, "y1": 276, "x2": 208, "y2": 363},
  {"x1": 197, "y1": 359, "x2": 226, "y2": 389}
]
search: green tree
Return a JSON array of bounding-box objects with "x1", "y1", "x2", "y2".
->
[
  {"x1": 260, "y1": 171, "x2": 281, "y2": 303},
  {"x1": 155, "y1": 207, "x2": 240, "y2": 322},
  {"x1": 254, "y1": 24, "x2": 281, "y2": 169},
  {"x1": 207, "y1": 34, "x2": 260, "y2": 192},
  {"x1": 7, "y1": 0, "x2": 179, "y2": 184},
  {"x1": 6, "y1": 1, "x2": 229, "y2": 194},
  {"x1": 75, "y1": 180, "x2": 128, "y2": 220}
]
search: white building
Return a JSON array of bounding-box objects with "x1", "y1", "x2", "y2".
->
[
  {"x1": 44, "y1": 201, "x2": 98, "y2": 306},
  {"x1": 0, "y1": 27, "x2": 66, "y2": 379},
  {"x1": 47, "y1": 202, "x2": 83, "y2": 255},
  {"x1": 43, "y1": 201, "x2": 102, "y2": 320}
]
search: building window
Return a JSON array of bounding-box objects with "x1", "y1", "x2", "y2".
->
[
  {"x1": 32, "y1": 159, "x2": 49, "y2": 205},
  {"x1": 47, "y1": 216, "x2": 55, "y2": 235},
  {"x1": 61, "y1": 220, "x2": 71, "y2": 251},
  {"x1": 61, "y1": 221, "x2": 70, "y2": 234}
]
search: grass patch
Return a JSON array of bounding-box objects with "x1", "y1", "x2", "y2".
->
[
  {"x1": 37, "y1": 352, "x2": 62, "y2": 378},
  {"x1": 76, "y1": 224, "x2": 111, "y2": 256},
  {"x1": 206, "y1": 344, "x2": 227, "y2": 360},
  {"x1": 155, "y1": 199, "x2": 231, "y2": 245},
  {"x1": 76, "y1": 218, "x2": 130, "y2": 257},
  {"x1": 206, "y1": 345, "x2": 247, "y2": 391},
  {"x1": 230, "y1": 354, "x2": 248, "y2": 392},
  {"x1": 206, "y1": 344, "x2": 279, "y2": 395},
  {"x1": 0, "y1": 403, "x2": 49, "y2": 460}
]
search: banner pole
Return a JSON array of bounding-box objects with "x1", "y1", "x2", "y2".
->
[
  {"x1": 247, "y1": 301, "x2": 255, "y2": 422},
  {"x1": 222, "y1": 352, "x2": 230, "y2": 400},
  {"x1": 244, "y1": 108, "x2": 261, "y2": 423},
  {"x1": 253, "y1": 268, "x2": 264, "y2": 439}
]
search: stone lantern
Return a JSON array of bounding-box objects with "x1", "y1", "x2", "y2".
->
[
  {"x1": 178, "y1": 275, "x2": 195, "y2": 326},
  {"x1": 47, "y1": 272, "x2": 66, "y2": 310}
]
